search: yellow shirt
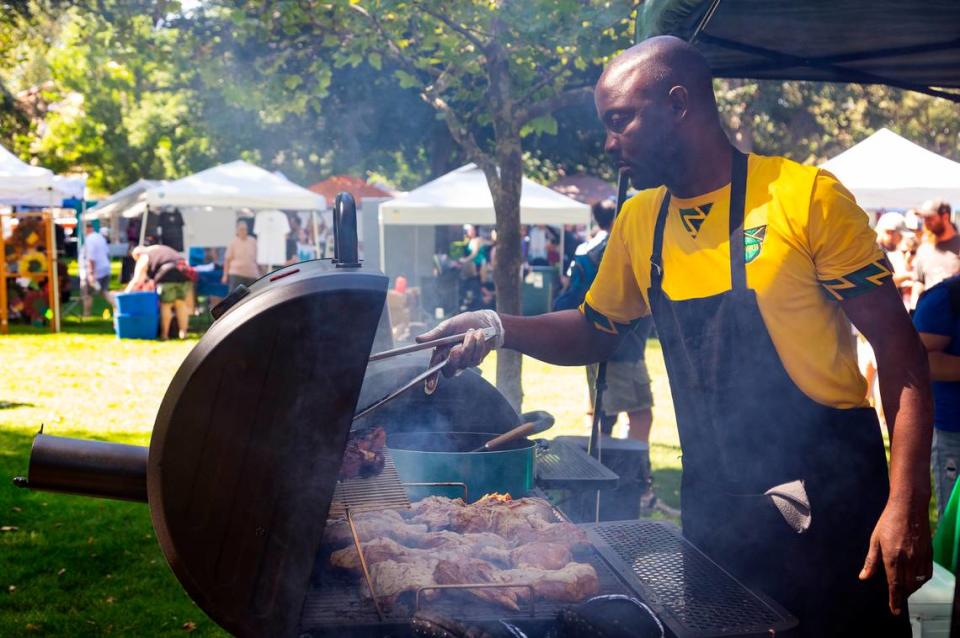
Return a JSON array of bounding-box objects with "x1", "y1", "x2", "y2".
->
[{"x1": 584, "y1": 154, "x2": 890, "y2": 409}]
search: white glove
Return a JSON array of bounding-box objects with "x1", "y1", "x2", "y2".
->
[
  {"x1": 416, "y1": 310, "x2": 504, "y2": 393},
  {"x1": 90, "y1": 278, "x2": 101, "y2": 293}
]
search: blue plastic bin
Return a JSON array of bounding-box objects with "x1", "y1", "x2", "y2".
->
[
  {"x1": 115, "y1": 313, "x2": 158, "y2": 340},
  {"x1": 115, "y1": 291, "x2": 159, "y2": 316}
]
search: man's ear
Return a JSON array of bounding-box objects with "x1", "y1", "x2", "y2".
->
[{"x1": 667, "y1": 85, "x2": 689, "y2": 122}]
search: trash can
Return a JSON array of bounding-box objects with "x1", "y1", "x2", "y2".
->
[
  {"x1": 113, "y1": 291, "x2": 159, "y2": 340},
  {"x1": 522, "y1": 265, "x2": 558, "y2": 316}
]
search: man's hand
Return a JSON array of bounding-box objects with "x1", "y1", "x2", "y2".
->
[
  {"x1": 221, "y1": 273, "x2": 229, "y2": 284},
  {"x1": 415, "y1": 310, "x2": 504, "y2": 387},
  {"x1": 859, "y1": 497, "x2": 932, "y2": 615}
]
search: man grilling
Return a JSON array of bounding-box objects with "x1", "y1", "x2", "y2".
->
[{"x1": 418, "y1": 36, "x2": 932, "y2": 636}]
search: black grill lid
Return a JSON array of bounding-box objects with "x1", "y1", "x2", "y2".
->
[{"x1": 147, "y1": 259, "x2": 387, "y2": 638}]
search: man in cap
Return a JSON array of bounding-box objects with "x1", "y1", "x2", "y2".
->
[
  {"x1": 915, "y1": 199, "x2": 960, "y2": 292},
  {"x1": 418, "y1": 36, "x2": 931, "y2": 636}
]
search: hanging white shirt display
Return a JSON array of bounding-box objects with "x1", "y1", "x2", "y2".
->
[{"x1": 253, "y1": 210, "x2": 290, "y2": 266}]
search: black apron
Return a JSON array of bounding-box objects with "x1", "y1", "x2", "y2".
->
[{"x1": 647, "y1": 150, "x2": 910, "y2": 636}]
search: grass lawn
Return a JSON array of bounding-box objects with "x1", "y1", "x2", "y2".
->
[{"x1": 0, "y1": 304, "x2": 683, "y2": 636}]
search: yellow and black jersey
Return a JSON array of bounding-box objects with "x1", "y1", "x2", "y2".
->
[{"x1": 583, "y1": 154, "x2": 890, "y2": 409}]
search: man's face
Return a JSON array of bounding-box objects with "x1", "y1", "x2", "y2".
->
[
  {"x1": 923, "y1": 212, "x2": 948, "y2": 237},
  {"x1": 878, "y1": 228, "x2": 901, "y2": 251},
  {"x1": 595, "y1": 69, "x2": 673, "y2": 190}
]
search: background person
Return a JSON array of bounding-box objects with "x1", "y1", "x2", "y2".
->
[
  {"x1": 126, "y1": 244, "x2": 191, "y2": 340},
  {"x1": 913, "y1": 274, "x2": 960, "y2": 516},
  {"x1": 79, "y1": 222, "x2": 113, "y2": 317},
  {"x1": 914, "y1": 199, "x2": 960, "y2": 293},
  {"x1": 555, "y1": 199, "x2": 657, "y2": 507},
  {"x1": 222, "y1": 219, "x2": 259, "y2": 290}
]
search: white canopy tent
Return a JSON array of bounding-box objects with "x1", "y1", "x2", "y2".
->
[
  {"x1": 821, "y1": 128, "x2": 960, "y2": 209},
  {"x1": 83, "y1": 179, "x2": 161, "y2": 221},
  {"x1": 0, "y1": 143, "x2": 57, "y2": 206},
  {"x1": 379, "y1": 163, "x2": 590, "y2": 226},
  {"x1": 140, "y1": 161, "x2": 326, "y2": 250},
  {"x1": 377, "y1": 164, "x2": 590, "y2": 284},
  {"x1": 146, "y1": 160, "x2": 325, "y2": 211}
]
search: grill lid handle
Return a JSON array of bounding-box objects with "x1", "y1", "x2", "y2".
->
[{"x1": 333, "y1": 191, "x2": 360, "y2": 267}]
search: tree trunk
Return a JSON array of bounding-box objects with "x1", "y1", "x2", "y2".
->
[{"x1": 488, "y1": 142, "x2": 524, "y2": 412}]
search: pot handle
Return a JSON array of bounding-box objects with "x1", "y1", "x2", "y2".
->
[{"x1": 474, "y1": 411, "x2": 555, "y2": 452}]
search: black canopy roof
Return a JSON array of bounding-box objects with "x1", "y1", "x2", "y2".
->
[{"x1": 636, "y1": 0, "x2": 960, "y2": 102}]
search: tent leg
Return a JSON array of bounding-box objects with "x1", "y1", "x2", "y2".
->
[
  {"x1": 311, "y1": 210, "x2": 321, "y2": 259},
  {"x1": 139, "y1": 208, "x2": 148, "y2": 246}
]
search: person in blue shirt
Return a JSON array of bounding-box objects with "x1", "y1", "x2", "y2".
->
[{"x1": 914, "y1": 275, "x2": 960, "y2": 515}]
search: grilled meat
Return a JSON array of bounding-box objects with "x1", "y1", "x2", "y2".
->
[
  {"x1": 508, "y1": 542, "x2": 572, "y2": 570},
  {"x1": 339, "y1": 426, "x2": 387, "y2": 480},
  {"x1": 330, "y1": 537, "x2": 507, "y2": 573},
  {"x1": 365, "y1": 559, "x2": 439, "y2": 605},
  {"x1": 496, "y1": 562, "x2": 600, "y2": 603},
  {"x1": 327, "y1": 495, "x2": 599, "y2": 612},
  {"x1": 323, "y1": 509, "x2": 428, "y2": 548},
  {"x1": 434, "y1": 559, "x2": 522, "y2": 611}
]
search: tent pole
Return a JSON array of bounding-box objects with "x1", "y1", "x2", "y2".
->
[
  {"x1": 378, "y1": 209, "x2": 386, "y2": 278},
  {"x1": 139, "y1": 207, "x2": 148, "y2": 246},
  {"x1": 311, "y1": 209, "x2": 321, "y2": 259}
]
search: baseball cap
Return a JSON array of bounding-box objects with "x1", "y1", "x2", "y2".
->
[
  {"x1": 875, "y1": 212, "x2": 906, "y2": 232},
  {"x1": 918, "y1": 199, "x2": 951, "y2": 218}
]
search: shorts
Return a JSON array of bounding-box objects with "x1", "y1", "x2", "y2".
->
[
  {"x1": 932, "y1": 428, "x2": 960, "y2": 517},
  {"x1": 587, "y1": 358, "x2": 653, "y2": 416},
  {"x1": 228, "y1": 274, "x2": 257, "y2": 291},
  {"x1": 157, "y1": 281, "x2": 191, "y2": 303},
  {"x1": 82, "y1": 275, "x2": 111, "y2": 297}
]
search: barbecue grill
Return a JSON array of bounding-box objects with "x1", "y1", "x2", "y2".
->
[{"x1": 13, "y1": 191, "x2": 797, "y2": 638}]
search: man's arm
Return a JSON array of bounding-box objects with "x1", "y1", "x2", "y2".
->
[
  {"x1": 843, "y1": 280, "x2": 933, "y2": 615},
  {"x1": 417, "y1": 309, "x2": 622, "y2": 375},
  {"x1": 124, "y1": 256, "x2": 150, "y2": 292},
  {"x1": 501, "y1": 310, "x2": 620, "y2": 365},
  {"x1": 918, "y1": 331, "x2": 960, "y2": 382}
]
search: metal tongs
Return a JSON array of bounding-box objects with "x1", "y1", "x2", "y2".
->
[{"x1": 353, "y1": 326, "x2": 498, "y2": 421}]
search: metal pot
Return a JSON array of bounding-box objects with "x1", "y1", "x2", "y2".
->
[{"x1": 388, "y1": 412, "x2": 553, "y2": 502}]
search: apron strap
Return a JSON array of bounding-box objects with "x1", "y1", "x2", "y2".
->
[
  {"x1": 649, "y1": 148, "x2": 749, "y2": 293},
  {"x1": 729, "y1": 149, "x2": 749, "y2": 291},
  {"x1": 649, "y1": 190, "x2": 671, "y2": 292}
]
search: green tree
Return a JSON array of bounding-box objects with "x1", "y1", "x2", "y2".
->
[
  {"x1": 716, "y1": 79, "x2": 960, "y2": 165},
  {"x1": 213, "y1": 0, "x2": 637, "y2": 407}
]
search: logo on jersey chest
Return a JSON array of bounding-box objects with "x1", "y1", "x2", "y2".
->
[
  {"x1": 744, "y1": 225, "x2": 767, "y2": 263},
  {"x1": 678, "y1": 204, "x2": 713, "y2": 238}
]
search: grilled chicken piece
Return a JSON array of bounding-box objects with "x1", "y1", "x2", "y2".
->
[
  {"x1": 339, "y1": 426, "x2": 387, "y2": 480},
  {"x1": 322, "y1": 509, "x2": 428, "y2": 548},
  {"x1": 508, "y1": 542, "x2": 572, "y2": 570},
  {"x1": 365, "y1": 558, "x2": 440, "y2": 605},
  {"x1": 417, "y1": 530, "x2": 512, "y2": 552},
  {"x1": 512, "y1": 521, "x2": 590, "y2": 552},
  {"x1": 331, "y1": 535, "x2": 518, "y2": 574},
  {"x1": 406, "y1": 495, "x2": 468, "y2": 530},
  {"x1": 434, "y1": 559, "x2": 522, "y2": 611},
  {"x1": 474, "y1": 495, "x2": 556, "y2": 523},
  {"x1": 496, "y1": 562, "x2": 600, "y2": 603}
]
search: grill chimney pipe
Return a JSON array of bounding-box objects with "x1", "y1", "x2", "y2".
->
[{"x1": 13, "y1": 434, "x2": 148, "y2": 502}]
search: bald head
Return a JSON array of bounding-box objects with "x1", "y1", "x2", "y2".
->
[
  {"x1": 600, "y1": 36, "x2": 717, "y2": 117},
  {"x1": 595, "y1": 36, "x2": 729, "y2": 192}
]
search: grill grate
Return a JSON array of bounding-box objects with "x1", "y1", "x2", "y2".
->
[
  {"x1": 536, "y1": 439, "x2": 619, "y2": 490},
  {"x1": 585, "y1": 520, "x2": 797, "y2": 638},
  {"x1": 328, "y1": 450, "x2": 410, "y2": 519}
]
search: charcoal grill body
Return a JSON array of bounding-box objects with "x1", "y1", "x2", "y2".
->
[{"x1": 148, "y1": 259, "x2": 387, "y2": 638}]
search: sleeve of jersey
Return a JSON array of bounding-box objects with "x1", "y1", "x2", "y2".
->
[
  {"x1": 581, "y1": 214, "x2": 650, "y2": 335},
  {"x1": 808, "y1": 170, "x2": 892, "y2": 301}
]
